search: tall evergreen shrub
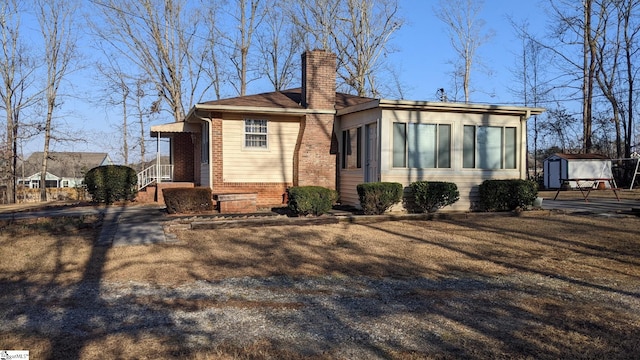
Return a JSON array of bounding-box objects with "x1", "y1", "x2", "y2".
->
[{"x1": 84, "y1": 165, "x2": 137, "y2": 204}]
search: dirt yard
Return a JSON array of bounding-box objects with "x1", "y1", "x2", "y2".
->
[{"x1": 1, "y1": 210, "x2": 639, "y2": 359}]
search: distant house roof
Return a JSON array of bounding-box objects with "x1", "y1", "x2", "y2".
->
[
  {"x1": 20, "y1": 152, "x2": 112, "y2": 178},
  {"x1": 552, "y1": 153, "x2": 611, "y2": 160}
]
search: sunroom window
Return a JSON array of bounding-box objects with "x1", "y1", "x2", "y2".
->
[
  {"x1": 393, "y1": 123, "x2": 451, "y2": 168},
  {"x1": 463, "y1": 125, "x2": 517, "y2": 169}
]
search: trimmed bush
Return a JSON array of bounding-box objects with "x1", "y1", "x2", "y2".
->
[
  {"x1": 163, "y1": 187, "x2": 214, "y2": 214},
  {"x1": 478, "y1": 179, "x2": 538, "y2": 211},
  {"x1": 84, "y1": 165, "x2": 137, "y2": 204},
  {"x1": 410, "y1": 181, "x2": 460, "y2": 213},
  {"x1": 356, "y1": 182, "x2": 403, "y2": 215},
  {"x1": 287, "y1": 186, "x2": 338, "y2": 216}
]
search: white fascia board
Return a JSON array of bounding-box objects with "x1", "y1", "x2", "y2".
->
[
  {"x1": 187, "y1": 104, "x2": 334, "y2": 120},
  {"x1": 376, "y1": 99, "x2": 546, "y2": 116}
]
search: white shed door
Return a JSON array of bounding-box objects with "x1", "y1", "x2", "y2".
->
[{"x1": 547, "y1": 159, "x2": 562, "y2": 189}]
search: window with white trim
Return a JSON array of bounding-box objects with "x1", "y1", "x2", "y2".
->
[
  {"x1": 341, "y1": 127, "x2": 361, "y2": 169},
  {"x1": 463, "y1": 125, "x2": 517, "y2": 169},
  {"x1": 393, "y1": 122, "x2": 451, "y2": 168},
  {"x1": 244, "y1": 119, "x2": 268, "y2": 149}
]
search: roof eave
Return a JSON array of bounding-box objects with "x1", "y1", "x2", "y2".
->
[
  {"x1": 336, "y1": 99, "x2": 382, "y2": 116},
  {"x1": 186, "y1": 104, "x2": 334, "y2": 121},
  {"x1": 377, "y1": 99, "x2": 546, "y2": 116}
]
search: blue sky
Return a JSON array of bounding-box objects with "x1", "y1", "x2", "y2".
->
[
  {"x1": 22, "y1": 0, "x2": 551, "y2": 159},
  {"x1": 392, "y1": 0, "x2": 548, "y2": 104}
]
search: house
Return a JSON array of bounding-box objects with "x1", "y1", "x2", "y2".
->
[
  {"x1": 18, "y1": 152, "x2": 113, "y2": 189},
  {"x1": 543, "y1": 153, "x2": 613, "y2": 189},
  {"x1": 150, "y1": 50, "x2": 545, "y2": 211}
]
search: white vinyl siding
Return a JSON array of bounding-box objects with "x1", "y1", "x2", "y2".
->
[{"x1": 223, "y1": 118, "x2": 299, "y2": 183}]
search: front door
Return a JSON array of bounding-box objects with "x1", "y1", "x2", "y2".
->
[{"x1": 365, "y1": 123, "x2": 378, "y2": 182}]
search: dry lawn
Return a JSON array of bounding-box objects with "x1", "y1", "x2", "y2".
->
[{"x1": 0, "y1": 210, "x2": 639, "y2": 359}]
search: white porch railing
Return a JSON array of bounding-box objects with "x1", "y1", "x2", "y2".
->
[{"x1": 137, "y1": 164, "x2": 174, "y2": 190}]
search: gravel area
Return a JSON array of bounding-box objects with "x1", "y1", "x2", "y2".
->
[{"x1": 2, "y1": 273, "x2": 639, "y2": 358}]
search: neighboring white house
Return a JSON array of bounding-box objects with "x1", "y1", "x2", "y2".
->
[
  {"x1": 543, "y1": 153, "x2": 613, "y2": 189},
  {"x1": 18, "y1": 152, "x2": 113, "y2": 189}
]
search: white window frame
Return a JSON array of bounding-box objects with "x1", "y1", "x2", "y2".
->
[
  {"x1": 463, "y1": 125, "x2": 517, "y2": 170},
  {"x1": 392, "y1": 122, "x2": 452, "y2": 169},
  {"x1": 244, "y1": 119, "x2": 268, "y2": 149}
]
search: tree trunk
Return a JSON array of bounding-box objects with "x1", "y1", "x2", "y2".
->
[{"x1": 40, "y1": 101, "x2": 54, "y2": 202}]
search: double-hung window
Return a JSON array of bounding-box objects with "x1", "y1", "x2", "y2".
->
[
  {"x1": 463, "y1": 125, "x2": 517, "y2": 169},
  {"x1": 244, "y1": 119, "x2": 268, "y2": 149},
  {"x1": 342, "y1": 127, "x2": 362, "y2": 169},
  {"x1": 393, "y1": 123, "x2": 451, "y2": 168}
]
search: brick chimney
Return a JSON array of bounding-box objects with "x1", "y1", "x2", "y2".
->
[
  {"x1": 301, "y1": 50, "x2": 336, "y2": 109},
  {"x1": 294, "y1": 50, "x2": 338, "y2": 189}
]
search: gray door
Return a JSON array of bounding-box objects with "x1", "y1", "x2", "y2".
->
[{"x1": 365, "y1": 123, "x2": 378, "y2": 182}]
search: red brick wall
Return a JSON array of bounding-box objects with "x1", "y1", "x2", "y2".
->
[
  {"x1": 296, "y1": 50, "x2": 337, "y2": 189},
  {"x1": 301, "y1": 50, "x2": 336, "y2": 109},
  {"x1": 172, "y1": 133, "x2": 194, "y2": 182},
  {"x1": 214, "y1": 182, "x2": 290, "y2": 208},
  {"x1": 296, "y1": 114, "x2": 336, "y2": 189}
]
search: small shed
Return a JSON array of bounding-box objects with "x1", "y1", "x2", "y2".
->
[{"x1": 543, "y1": 153, "x2": 613, "y2": 189}]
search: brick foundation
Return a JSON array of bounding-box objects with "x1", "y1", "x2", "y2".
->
[
  {"x1": 212, "y1": 182, "x2": 290, "y2": 208},
  {"x1": 215, "y1": 193, "x2": 257, "y2": 213}
]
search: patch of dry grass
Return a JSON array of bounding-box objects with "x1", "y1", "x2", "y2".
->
[{"x1": 1, "y1": 212, "x2": 639, "y2": 359}]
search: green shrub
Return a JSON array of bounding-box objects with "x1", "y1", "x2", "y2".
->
[
  {"x1": 356, "y1": 182, "x2": 403, "y2": 215},
  {"x1": 287, "y1": 186, "x2": 338, "y2": 216},
  {"x1": 84, "y1": 165, "x2": 138, "y2": 204},
  {"x1": 409, "y1": 181, "x2": 460, "y2": 213},
  {"x1": 163, "y1": 187, "x2": 214, "y2": 214},
  {"x1": 478, "y1": 179, "x2": 538, "y2": 211}
]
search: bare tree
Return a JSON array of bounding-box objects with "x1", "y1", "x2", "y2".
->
[
  {"x1": 290, "y1": 0, "x2": 403, "y2": 97},
  {"x1": 618, "y1": 0, "x2": 640, "y2": 158},
  {"x1": 91, "y1": 0, "x2": 212, "y2": 122},
  {"x1": 257, "y1": 1, "x2": 301, "y2": 91},
  {"x1": 511, "y1": 19, "x2": 551, "y2": 179},
  {"x1": 203, "y1": 2, "x2": 225, "y2": 100},
  {"x1": 223, "y1": 0, "x2": 266, "y2": 96},
  {"x1": 544, "y1": 0, "x2": 609, "y2": 154},
  {"x1": 37, "y1": 0, "x2": 78, "y2": 201},
  {"x1": 96, "y1": 59, "x2": 133, "y2": 165},
  {"x1": 334, "y1": 0, "x2": 403, "y2": 97},
  {"x1": 435, "y1": 0, "x2": 494, "y2": 103},
  {"x1": 0, "y1": 0, "x2": 39, "y2": 203},
  {"x1": 593, "y1": 0, "x2": 624, "y2": 158},
  {"x1": 289, "y1": 0, "x2": 341, "y2": 50}
]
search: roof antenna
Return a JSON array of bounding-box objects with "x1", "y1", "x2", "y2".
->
[{"x1": 436, "y1": 88, "x2": 448, "y2": 102}]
